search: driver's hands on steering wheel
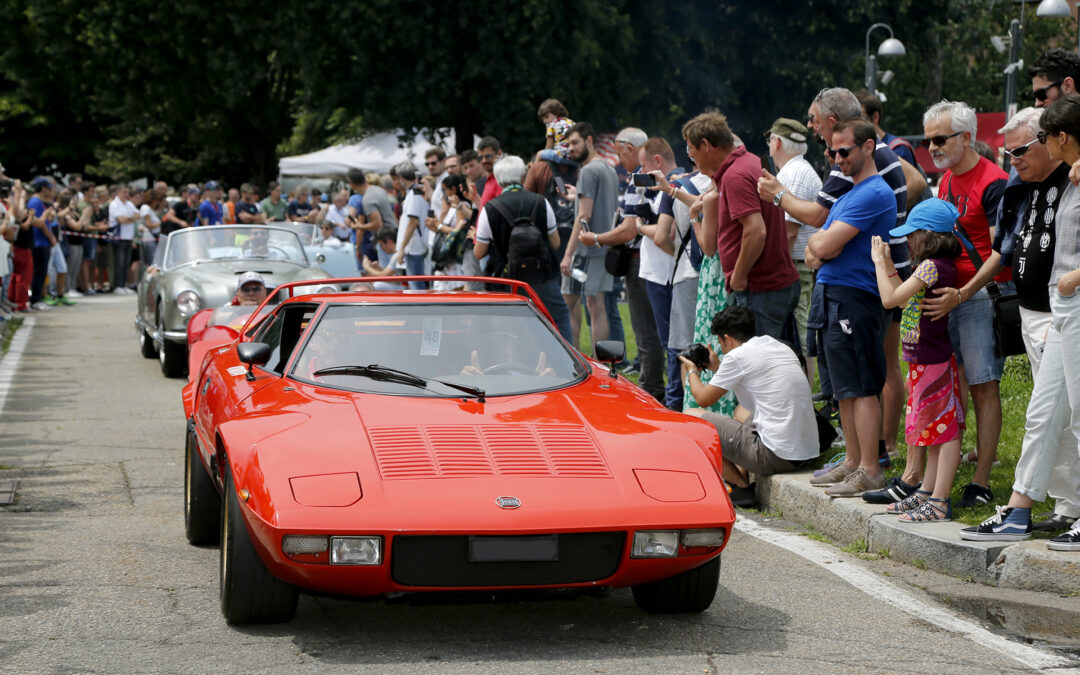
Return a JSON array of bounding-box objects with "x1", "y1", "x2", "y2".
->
[{"x1": 460, "y1": 350, "x2": 554, "y2": 376}]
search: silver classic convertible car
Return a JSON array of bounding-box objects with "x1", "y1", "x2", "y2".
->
[{"x1": 135, "y1": 225, "x2": 333, "y2": 377}]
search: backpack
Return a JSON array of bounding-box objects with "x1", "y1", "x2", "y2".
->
[{"x1": 487, "y1": 196, "x2": 550, "y2": 284}]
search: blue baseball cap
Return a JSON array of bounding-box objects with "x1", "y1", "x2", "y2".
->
[
  {"x1": 30, "y1": 176, "x2": 53, "y2": 191},
  {"x1": 889, "y1": 198, "x2": 959, "y2": 237},
  {"x1": 204, "y1": 180, "x2": 220, "y2": 191}
]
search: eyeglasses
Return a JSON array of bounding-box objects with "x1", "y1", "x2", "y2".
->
[
  {"x1": 1033, "y1": 81, "x2": 1064, "y2": 102},
  {"x1": 424, "y1": 160, "x2": 439, "y2": 166},
  {"x1": 1004, "y1": 137, "x2": 1041, "y2": 159},
  {"x1": 479, "y1": 153, "x2": 495, "y2": 161},
  {"x1": 920, "y1": 131, "x2": 963, "y2": 148},
  {"x1": 826, "y1": 144, "x2": 858, "y2": 159},
  {"x1": 239, "y1": 285, "x2": 263, "y2": 293}
]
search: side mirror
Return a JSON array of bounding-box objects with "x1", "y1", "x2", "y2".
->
[
  {"x1": 236, "y1": 342, "x2": 272, "y2": 381},
  {"x1": 594, "y1": 340, "x2": 625, "y2": 379}
]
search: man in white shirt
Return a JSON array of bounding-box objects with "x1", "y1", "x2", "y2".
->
[
  {"x1": 390, "y1": 162, "x2": 430, "y2": 289},
  {"x1": 682, "y1": 305, "x2": 819, "y2": 507},
  {"x1": 108, "y1": 185, "x2": 140, "y2": 294},
  {"x1": 324, "y1": 189, "x2": 351, "y2": 241}
]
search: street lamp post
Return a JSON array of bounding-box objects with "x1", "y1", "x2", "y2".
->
[
  {"x1": 1036, "y1": 0, "x2": 1079, "y2": 54},
  {"x1": 865, "y1": 23, "x2": 906, "y2": 98}
]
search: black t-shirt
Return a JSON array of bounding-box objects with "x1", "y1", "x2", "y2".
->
[
  {"x1": 235, "y1": 201, "x2": 259, "y2": 222},
  {"x1": 286, "y1": 200, "x2": 313, "y2": 220},
  {"x1": 1012, "y1": 163, "x2": 1070, "y2": 311},
  {"x1": 164, "y1": 201, "x2": 197, "y2": 235},
  {"x1": 13, "y1": 214, "x2": 33, "y2": 248}
]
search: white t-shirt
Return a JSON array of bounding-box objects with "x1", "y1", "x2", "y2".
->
[
  {"x1": 775, "y1": 155, "x2": 822, "y2": 261},
  {"x1": 139, "y1": 204, "x2": 161, "y2": 242},
  {"x1": 109, "y1": 197, "x2": 139, "y2": 241},
  {"x1": 475, "y1": 197, "x2": 556, "y2": 244},
  {"x1": 396, "y1": 187, "x2": 429, "y2": 259},
  {"x1": 325, "y1": 204, "x2": 349, "y2": 240},
  {"x1": 636, "y1": 189, "x2": 676, "y2": 286},
  {"x1": 708, "y1": 335, "x2": 818, "y2": 461}
]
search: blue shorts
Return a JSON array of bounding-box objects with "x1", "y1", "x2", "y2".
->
[
  {"x1": 817, "y1": 284, "x2": 887, "y2": 401},
  {"x1": 947, "y1": 282, "x2": 1011, "y2": 385}
]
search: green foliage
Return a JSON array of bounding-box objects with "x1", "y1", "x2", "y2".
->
[{"x1": 0, "y1": 0, "x2": 1074, "y2": 185}]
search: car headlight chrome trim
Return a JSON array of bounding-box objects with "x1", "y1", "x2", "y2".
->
[
  {"x1": 282, "y1": 535, "x2": 329, "y2": 555},
  {"x1": 680, "y1": 528, "x2": 726, "y2": 548},
  {"x1": 175, "y1": 289, "x2": 203, "y2": 317},
  {"x1": 330, "y1": 536, "x2": 383, "y2": 565},
  {"x1": 631, "y1": 530, "x2": 679, "y2": 558}
]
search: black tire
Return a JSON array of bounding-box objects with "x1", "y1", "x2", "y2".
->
[
  {"x1": 219, "y1": 464, "x2": 298, "y2": 624},
  {"x1": 631, "y1": 555, "x2": 721, "y2": 614},
  {"x1": 184, "y1": 427, "x2": 220, "y2": 545},
  {"x1": 139, "y1": 326, "x2": 158, "y2": 359},
  {"x1": 158, "y1": 313, "x2": 187, "y2": 378}
]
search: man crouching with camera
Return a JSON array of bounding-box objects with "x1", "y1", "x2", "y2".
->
[{"x1": 681, "y1": 305, "x2": 819, "y2": 508}]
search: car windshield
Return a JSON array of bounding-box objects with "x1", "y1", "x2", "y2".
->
[
  {"x1": 164, "y1": 227, "x2": 308, "y2": 268},
  {"x1": 291, "y1": 303, "x2": 584, "y2": 396},
  {"x1": 269, "y1": 221, "x2": 318, "y2": 246}
]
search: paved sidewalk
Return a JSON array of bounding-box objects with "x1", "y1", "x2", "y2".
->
[{"x1": 758, "y1": 471, "x2": 1080, "y2": 594}]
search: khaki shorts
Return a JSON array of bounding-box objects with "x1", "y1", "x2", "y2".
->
[
  {"x1": 560, "y1": 254, "x2": 614, "y2": 297},
  {"x1": 698, "y1": 411, "x2": 801, "y2": 477}
]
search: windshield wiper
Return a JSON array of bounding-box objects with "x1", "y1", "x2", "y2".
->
[{"x1": 311, "y1": 364, "x2": 486, "y2": 401}]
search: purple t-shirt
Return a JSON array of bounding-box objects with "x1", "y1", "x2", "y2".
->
[{"x1": 900, "y1": 257, "x2": 957, "y2": 364}]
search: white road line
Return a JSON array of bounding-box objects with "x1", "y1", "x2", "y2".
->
[
  {"x1": 734, "y1": 517, "x2": 1074, "y2": 671},
  {"x1": 0, "y1": 316, "x2": 34, "y2": 418}
]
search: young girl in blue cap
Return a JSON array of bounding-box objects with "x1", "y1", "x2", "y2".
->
[{"x1": 870, "y1": 198, "x2": 964, "y2": 522}]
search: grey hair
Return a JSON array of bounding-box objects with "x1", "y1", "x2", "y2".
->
[
  {"x1": 771, "y1": 134, "x2": 807, "y2": 157},
  {"x1": 615, "y1": 127, "x2": 648, "y2": 148},
  {"x1": 813, "y1": 87, "x2": 862, "y2": 122},
  {"x1": 492, "y1": 155, "x2": 527, "y2": 187},
  {"x1": 999, "y1": 107, "x2": 1043, "y2": 137},
  {"x1": 395, "y1": 162, "x2": 418, "y2": 182},
  {"x1": 923, "y1": 100, "x2": 977, "y2": 135}
]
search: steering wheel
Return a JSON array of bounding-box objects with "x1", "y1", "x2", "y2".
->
[{"x1": 482, "y1": 362, "x2": 532, "y2": 375}]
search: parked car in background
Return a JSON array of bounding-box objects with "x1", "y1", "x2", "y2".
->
[
  {"x1": 271, "y1": 221, "x2": 358, "y2": 279},
  {"x1": 136, "y1": 225, "x2": 333, "y2": 378}
]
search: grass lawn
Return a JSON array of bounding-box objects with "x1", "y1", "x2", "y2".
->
[
  {"x1": 576, "y1": 298, "x2": 1049, "y2": 528},
  {"x1": 1, "y1": 316, "x2": 22, "y2": 356}
]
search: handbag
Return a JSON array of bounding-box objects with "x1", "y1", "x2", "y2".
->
[
  {"x1": 430, "y1": 224, "x2": 468, "y2": 265},
  {"x1": 604, "y1": 244, "x2": 632, "y2": 277},
  {"x1": 951, "y1": 214, "x2": 1025, "y2": 358}
]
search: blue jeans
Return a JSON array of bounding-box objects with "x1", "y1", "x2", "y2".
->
[
  {"x1": 405, "y1": 253, "x2": 428, "y2": 290},
  {"x1": 645, "y1": 279, "x2": 683, "y2": 410},
  {"x1": 947, "y1": 282, "x2": 1013, "y2": 385},
  {"x1": 732, "y1": 282, "x2": 800, "y2": 341},
  {"x1": 531, "y1": 277, "x2": 573, "y2": 343}
]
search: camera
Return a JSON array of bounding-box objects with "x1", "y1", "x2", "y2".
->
[
  {"x1": 631, "y1": 173, "x2": 656, "y2": 188},
  {"x1": 0, "y1": 178, "x2": 14, "y2": 199},
  {"x1": 679, "y1": 343, "x2": 712, "y2": 370}
]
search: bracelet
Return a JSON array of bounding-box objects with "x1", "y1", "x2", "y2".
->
[
  {"x1": 593, "y1": 232, "x2": 600, "y2": 246},
  {"x1": 887, "y1": 272, "x2": 898, "y2": 278},
  {"x1": 669, "y1": 185, "x2": 679, "y2": 198}
]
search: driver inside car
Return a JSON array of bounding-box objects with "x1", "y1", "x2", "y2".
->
[
  {"x1": 459, "y1": 330, "x2": 555, "y2": 376},
  {"x1": 242, "y1": 228, "x2": 287, "y2": 259}
]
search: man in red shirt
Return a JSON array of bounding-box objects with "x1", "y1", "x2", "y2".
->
[
  {"x1": 477, "y1": 137, "x2": 504, "y2": 207},
  {"x1": 682, "y1": 110, "x2": 799, "y2": 340},
  {"x1": 922, "y1": 100, "x2": 1009, "y2": 509}
]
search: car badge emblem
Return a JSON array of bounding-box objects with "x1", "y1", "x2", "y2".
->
[{"x1": 495, "y1": 496, "x2": 521, "y2": 510}]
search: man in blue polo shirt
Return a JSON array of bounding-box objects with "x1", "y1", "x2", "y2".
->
[{"x1": 805, "y1": 119, "x2": 896, "y2": 498}]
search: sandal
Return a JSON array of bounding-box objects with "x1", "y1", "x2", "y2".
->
[
  {"x1": 962, "y1": 450, "x2": 1001, "y2": 467},
  {"x1": 886, "y1": 490, "x2": 931, "y2": 514},
  {"x1": 898, "y1": 497, "x2": 952, "y2": 523}
]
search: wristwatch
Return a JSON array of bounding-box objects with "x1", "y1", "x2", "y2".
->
[{"x1": 773, "y1": 189, "x2": 787, "y2": 207}]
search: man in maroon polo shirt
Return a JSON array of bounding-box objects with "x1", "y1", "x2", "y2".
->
[{"x1": 682, "y1": 110, "x2": 799, "y2": 339}]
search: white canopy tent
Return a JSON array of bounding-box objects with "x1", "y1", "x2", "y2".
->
[{"x1": 278, "y1": 129, "x2": 477, "y2": 179}]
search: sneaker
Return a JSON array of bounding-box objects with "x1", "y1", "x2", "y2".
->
[
  {"x1": 1047, "y1": 523, "x2": 1080, "y2": 551},
  {"x1": 67, "y1": 290, "x2": 83, "y2": 298},
  {"x1": 30, "y1": 301, "x2": 51, "y2": 311},
  {"x1": 877, "y1": 440, "x2": 891, "y2": 469},
  {"x1": 863, "y1": 477, "x2": 922, "y2": 504},
  {"x1": 956, "y1": 483, "x2": 994, "y2": 508},
  {"x1": 1032, "y1": 513, "x2": 1078, "y2": 533},
  {"x1": 727, "y1": 482, "x2": 758, "y2": 509},
  {"x1": 825, "y1": 467, "x2": 886, "y2": 497},
  {"x1": 622, "y1": 359, "x2": 640, "y2": 375},
  {"x1": 810, "y1": 463, "x2": 854, "y2": 487},
  {"x1": 813, "y1": 452, "x2": 845, "y2": 477},
  {"x1": 58, "y1": 296, "x2": 76, "y2": 306},
  {"x1": 83, "y1": 288, "x2": 96, "y2": 296},
  {"x1": 959, "y1": 506, "x2": 1032, "y2": 541},
  {"x1": 43, "y1": 295, "x2": 60, "y2": 306}
]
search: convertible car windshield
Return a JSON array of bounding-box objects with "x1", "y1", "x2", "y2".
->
[
  {"x1": 292, "y1": 303, "x2": 584, "y2": 396},
  {"x1": 164, "y1": 227, "x2": 308, "y2": 269}
]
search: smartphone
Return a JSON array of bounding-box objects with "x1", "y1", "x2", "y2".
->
[
  {"x1": 412, "y1": 186, "x2": 423, "y2": 196},
  {"x1": 427, "y1": 209, "x2": 435, "y2": 218},
  {"x1": 553, "y1": 176, "x2": 567, "y2": 196},
  {"x1": 761, "y1": 154, "x2": 776, "y2": 174},
  {"x1": 631, "y1": 173, "x2": 656, "y2": 188}
]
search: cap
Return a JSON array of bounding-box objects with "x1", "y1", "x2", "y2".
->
[
  {"x1": 236, "y1": 270, "x2": 266, "y2": 291},
  {"x1": 204, "y1": 180, "x2": 220, "y2": 191},
  {"x1": 185, "y1": 185, "x2": 200, "y2": 195},
  {"x1": 30, "y1": 176, "x2": 53, "y2": 191},
  {"x1": 764, "y1": 118, "x2": 809, "y2": 143},
  {"x1": 888, "y1": 198, "x2": 959, "y2": 237}
]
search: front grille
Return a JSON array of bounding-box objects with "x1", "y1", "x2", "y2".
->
[{"x1": 391, "y1": 532, "x2": 625, "y2": 587}]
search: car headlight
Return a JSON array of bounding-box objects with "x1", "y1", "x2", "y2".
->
[
  {"x1": 175, "y1": 289, "x2": 202, "y2": 317},
  {"x1": 681, "y1": 529, "x2": 726, "y2": 548},
  {"x1": 330, "y1": 536, "x2": 383, "y2": 565},
  {"x1": 632, "y1": 530, "x2": 679, "y2": 558}
]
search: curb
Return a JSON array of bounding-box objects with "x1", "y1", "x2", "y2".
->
[{"x1": 758, "y1": 471, "x2": 1080, "y2": 593}]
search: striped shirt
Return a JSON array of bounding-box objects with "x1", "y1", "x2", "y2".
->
[
  {"x1": 776, "y1": 155, "x2": 822, "y2": 260},
  {"x1": 1053, "y1": 182, "x2": 1080, "y2": 286},
  {"x1": 817, "y1": 141, "x2": 910, "y2": 270}
]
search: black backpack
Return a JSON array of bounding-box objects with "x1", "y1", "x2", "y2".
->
[{"x1": 487, "y1": 197, "x2": 549, "y2": 284}]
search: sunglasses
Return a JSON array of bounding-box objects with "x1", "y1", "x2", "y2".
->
[
  {"x1": 239, "y1": 285, "x2": 263, "y2": 293},
  {"x1": 920, "y1": 131, "x2": 963, "y2": 148},
  {"x1": 424, "y1": 160, "x2": 439, "y2": 166},
  {"x1": 826, "y1": 144, "x2": 858, "y2": 159},
  {"x1": 479, "y1": 153, "x2": 496, "y2": 161},
  {"x1": 1004, "y1": 137, "x2": 1040, "y2": 159},
  {"x1": 1033, "y1": 81, "x2": 1063, "y2": 102}
]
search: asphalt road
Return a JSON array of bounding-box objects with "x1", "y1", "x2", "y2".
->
[{"x1": 0, "y1": 296, "x2": 1074, "y2": 673}]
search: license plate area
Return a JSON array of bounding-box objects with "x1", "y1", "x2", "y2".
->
[{"x1": 468, "y1": 534, "x2": 559, "y2": 563}]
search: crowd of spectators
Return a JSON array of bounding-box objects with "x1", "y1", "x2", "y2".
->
[{"x1": 4, "y1": 51, "x2": 1080, "y2": 553}]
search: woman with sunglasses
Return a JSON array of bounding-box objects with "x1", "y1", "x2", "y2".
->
[{"x1": 961, "y1": 96, "x2": 1080, "y2": 551}]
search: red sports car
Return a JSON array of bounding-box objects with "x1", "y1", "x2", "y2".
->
[{"x1": 182, "y1": 277, "x2": 735, "y2": 624}]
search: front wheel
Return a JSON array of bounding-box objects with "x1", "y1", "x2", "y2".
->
[
  {"x1": 631, "y1": 555, "x2": 720, "y2": 613},
  {"x1": 184, "y1": 427, "x2": 220, "y2": 545},
  {"x1": 158, "y1": 314, "x2": 187, "y2": 378},
  {"x1": 219, "y1": 465, "x2": 298, "y2": 624}
]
